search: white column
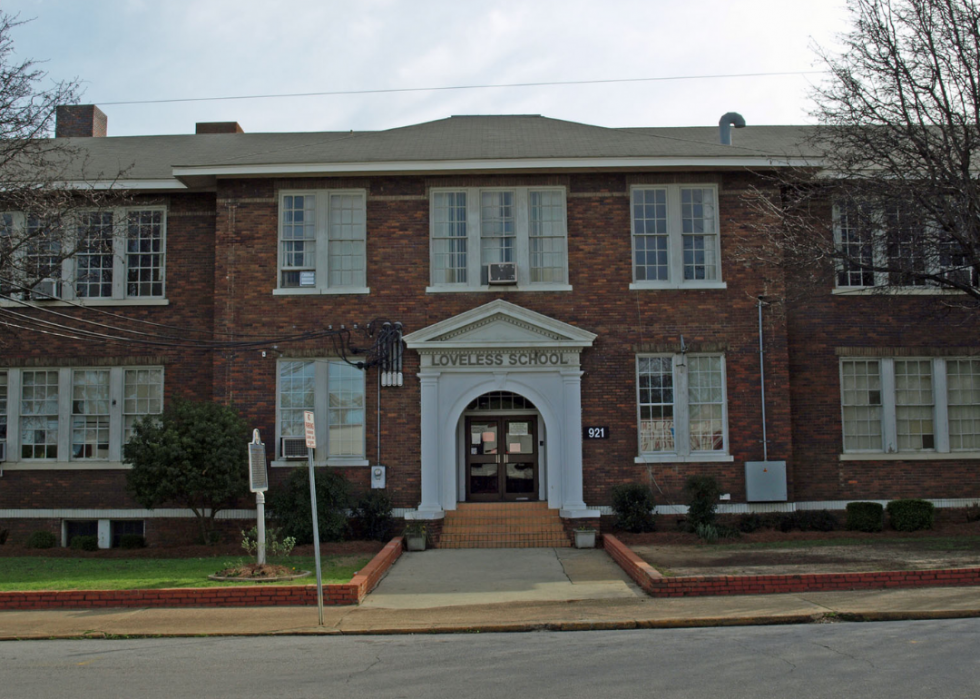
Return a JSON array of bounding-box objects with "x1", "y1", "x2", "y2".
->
[
  {"x1": 559, "y1": 370, "x2": 596, "y2": 518},
  {"x1": 415, "y1": 371, "x2": 445, "y2": 519}
]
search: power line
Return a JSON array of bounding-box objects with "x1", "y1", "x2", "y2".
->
[{"x1": 97, "y1": 71, "x2": 825, "y2": 107}]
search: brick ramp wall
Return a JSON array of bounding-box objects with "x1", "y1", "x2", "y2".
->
[
  {"x1": 0, "y1": 537, "x2": 403, "y2": 611},
  {"x1": 603, "y1": 535, "x2": 980, "y2": 597}
]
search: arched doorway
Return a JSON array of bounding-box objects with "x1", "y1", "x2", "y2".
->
[{"x1": 460, "y1": 391, "x2": 542, "y2": 502}]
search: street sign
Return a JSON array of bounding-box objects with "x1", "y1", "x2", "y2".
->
[
  {"x1": 248, "y1": 429, "x2": 268, "y2": 493},
  {"x1": 304, "y1": 411, "x2": 316, "y2": 448}
]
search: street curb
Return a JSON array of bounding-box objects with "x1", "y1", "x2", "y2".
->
[{"x1": 7, "y1": 609, "x2": 980, "y2": 640}]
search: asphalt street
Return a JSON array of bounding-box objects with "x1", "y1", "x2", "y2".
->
[{"x1": 2, "y1": 618, "x2": 979, "y2": 699}]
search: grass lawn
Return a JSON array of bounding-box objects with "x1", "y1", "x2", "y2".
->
[{"x1": 0, "y1": 555, "x2": 373, "y2": 591}]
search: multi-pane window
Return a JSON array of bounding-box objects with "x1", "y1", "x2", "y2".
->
[
  {"x1": 277, "y1": 359, "x2": 365, "y2": 462},
  {"x1": 840, "y1": 357, "x2": 980, "y2": 454},
  {"x1": 123, "y1": 368, "x2": 164, "y2": 442},
  {"x1": 431, "y1": 192, "x2": 468, "y2": 284},
  {"x1": 637, "y1": 354, "x2": 727, "y2": 458},
  {"x1": 75, "y1": 211, "x2": 115, "y2": 298},
  {"x1": 428, "y1": 187, "x2": 568, "y2": 289},
  {"x1": 2, "y1": 366, "x2": 164, "y2": 464},
  {"x1": 0, "y1": 208, "x2": 166, "y2": 303},
  {"x1": 20, "y1": 370, "x2": 59, "y2": 459},
  {"x1": 277, "y1": 190, "x2": 367, "y2": 292},
  {"x1": 631, "y1": 185, "x2": 722, "y2": 288},
  {"x1": 885, "y1": 206, "x2": 928, "y2": 287},
  {"x1": 328, "y1": 362, "x2": 365, "y2": 457},
  {"x1": 72, "y1": 370, "x2": 110, "y2": 459},
  {"x1": 127, "y1": 210, "x2": 165, "y2": 297},
  {"x1": 836, "y1": 202, "x2": 876, "y2": 287}
]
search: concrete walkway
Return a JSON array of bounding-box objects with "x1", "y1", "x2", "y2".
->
[{"x1": 362, "y1": 548, "x2": 643, "y2": 609}]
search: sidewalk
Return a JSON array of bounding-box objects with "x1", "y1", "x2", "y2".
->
[{"x1": 2, "y1": 584, "x2": 980, "y2": 639}]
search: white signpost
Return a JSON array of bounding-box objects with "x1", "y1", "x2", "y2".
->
[
  {"x1": 304, "y1": 410, "x2": 324, "y2": 626},
  {"x1": 247, "y1": 430, "x2": 269, "y2": 565}
]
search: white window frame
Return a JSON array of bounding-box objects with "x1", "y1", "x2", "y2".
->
[
  {"x1": 0, "y1": 207, "x2": 168, "y2": 307},
  {"x1": 0, "y1": 365, "x2": 164, "y2": 469},
  {"x1": 274, "y1": 189, "x2": 369, "y2": 296},
  {"x1": 629, "y1": 184, "x2": 726, "y2": 291},
  {"x1": 832, "y1": 202, "x2": 978, "y2": 295},
  {"x1": 839, "y1": 357, "x2": 980, "y2": 460},
  {"x1": 426, "y1": 186, "x2": 571, "y2": 292},
  {"x1": 634, "y1": 353, "x2": 733, "y2": 464},
  {"x1": 273, "y1": 358, "x2": 368, "y2": 467}
]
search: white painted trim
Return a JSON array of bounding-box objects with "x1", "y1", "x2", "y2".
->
[
  {"x1": 172, "y1": 156, "x2": 813, "y2": 179},
  {"x1": 0, "y1": 508, "x2": 257, "y2": 519},
  {"x1": 832, "y1": 287, "x2": 967, "y2": 296},
  {"x1": 592, "y1": 496, "x2": 980, "y2": 516},
  {"x1": 634, "y1": 453, "x2": 735, "y2": 464},
  {"x1": 840, "y1": 451, "x2": 980, "y2": 461},
  {"x1": 58, "y1": 180, "x2": 188, "y2": 191},
  {"x1": 1, "y1": 461, "x2": 132, "y2": 471},
  {"x1": 426, "y1": 284, "x2": 573, "y2": 293},
  {"x1": 629, "y1": 282, "x2": 728, "y2": 291},
  {"x1": 272, "y1": 287, "x2": 370, "y2": 296},
  {"x1": 326, "y1": 458, "x2": 370, "y2": 467},
  {"x1": 0, "y1": 298, "x2": 169, "y2": 308}
]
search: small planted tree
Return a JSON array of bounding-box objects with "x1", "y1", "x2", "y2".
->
[{"x1": 125, "y1": 400, "x2": 249, "y2": 544}]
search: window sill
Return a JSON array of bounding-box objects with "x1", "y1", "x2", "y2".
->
[
  {"x1": 635, "y1": 453, "x2": 734, "y2": 464},
  {"x1": 0, "y1": 298, "x2": 169, "y2": 308},
  {"x1": 832, "y1": 287, "x2": 966, "y2": 296},
  {"x1": 0, "y1": 461, "x2": 132, "y2": 471},
  {"x1": 426, "y1": 284, "x2": 573, "y2": 294},
  {"x1": 629, "y1": 281, "x2": 727, "y2": 291},
  {"x1": 271, "y1": 458, "x2": 370, "y2": 468},
  {"x1": 840, "y1": 451, "x2": 980, "y2": 461},
  {"x1": 273, "y1": 287, "x2": 370, "y2": 296}
]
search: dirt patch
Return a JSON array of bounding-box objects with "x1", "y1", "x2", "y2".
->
[
  {"x1": 0, "y1": 540, "x2": 386, "y2": 559},
  {"x1": 210, "y1": 563, "x2": 311, "y2": 582}
]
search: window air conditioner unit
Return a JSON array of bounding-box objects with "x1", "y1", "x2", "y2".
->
[
  {"x1": 280, "y1": 437, "x2": 309, "y2": 460},
  {"x1": 488, "y1": 262, "x2": 517, "y2": 285},
  {"x1": 33, "y1": 278, "x2": 60, "y2": 299}
]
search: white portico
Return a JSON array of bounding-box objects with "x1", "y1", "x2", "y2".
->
[{"x1": 403, "y1": 300, "x2": 599, "y2": 520}]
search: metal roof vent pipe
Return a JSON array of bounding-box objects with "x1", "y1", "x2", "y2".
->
[{"x1": 718, "y1": 112, "x2": 746, "y2": 145}]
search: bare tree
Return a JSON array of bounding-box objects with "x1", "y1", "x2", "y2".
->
[
  {"x1": 0, "y1": 12, "x2": 127, "y2": 305},
  {"x1": 741, "y1": 0, "x2": 980, "y2": 309}
]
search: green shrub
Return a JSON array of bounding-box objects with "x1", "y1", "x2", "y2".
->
[
  {"x1": 119, "y1": 534, "x2": 146, "y2": 549},
  {"x1": 268, "y1": 467, "x2": 351, "y2": 544},
  {"x1": 695, "y1": 523, "x2": 719, "y2": 543},
  {"x1": 611, "y1": 483, "x2": 657, "y2": 533},
  {"x1": 684, "y1": 475, "x2": 722, "y2": 530},
  {"x1": 966, "y1": 503, "x2": 980, "y2": 523},
  {"x1": 26, "y1": 531, "x2": 57, "y2": 549},
  {"x1": 886, "y1": 499, "x2": 935, "y2": 532},
  {"x1": 70, "y1": 535, "x2": 99, "y2": 551},
  {"x1": 845, "y1": 502, "x2": 884, "y2": 532},
  {"x1": 796, "y1": 510, "x2": 839, "y2": 532},
  {"x1": 355, "y1": 490, "x2": 394, "y2": 541},
  {"x1": 736, "y1": 513, "x2": 763, "y2": 533}
]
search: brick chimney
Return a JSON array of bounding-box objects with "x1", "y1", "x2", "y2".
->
[
  {"x1": 55, "y1": 105, "x2": 108, "y2": 138},
  {"x1": 195, "y1": 122, "x2": 244, "y2": 134}
]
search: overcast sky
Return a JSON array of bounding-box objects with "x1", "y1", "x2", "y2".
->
[{"x1": 5, "y1": 0, "x2": 850, "y2": 137}]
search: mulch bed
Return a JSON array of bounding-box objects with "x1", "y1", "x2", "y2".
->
[
  {"x1": 0, "y1": 540, "x2": 386, "y2": 558},
  {"x1": 612, "y1": 515, "x2": 980, "y2": 546}
]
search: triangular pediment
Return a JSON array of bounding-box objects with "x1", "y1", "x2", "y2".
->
[{"x1": 404, "y1": 300, "x2": 596, "y2": 350}]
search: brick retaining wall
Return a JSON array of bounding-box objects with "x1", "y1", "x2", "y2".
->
[
  {"x1": 603, "y1": 534, "x2": 980, "y2": 597},
  {"x1": 0, "y1": 537, "x2": 402, "y2": 611}
]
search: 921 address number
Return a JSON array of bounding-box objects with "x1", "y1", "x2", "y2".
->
[{"x1": 584, "y1": 426, "x2": 609, "y2": 439}]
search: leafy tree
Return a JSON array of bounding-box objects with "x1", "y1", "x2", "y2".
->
[
  {"x1": 0, "y1": 12, "x2": 127, "y2": 316},
  {"x1": 743, "y1": 0, "x2": 980, "y2": 309},
  {"x1": 125, "y1": 400, "x2": 249, "y2": 544},
  {"x1": 267, "y1": 467, "x2": 352, "y2": 545}
]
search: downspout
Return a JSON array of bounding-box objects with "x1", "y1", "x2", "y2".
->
[{"x1": 757, "y1": 297, "x2": 769, "y2": 462}]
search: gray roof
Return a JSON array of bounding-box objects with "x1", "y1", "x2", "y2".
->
[{"x1": 58, "y1": 115, "x2": 818, "y2": 187}]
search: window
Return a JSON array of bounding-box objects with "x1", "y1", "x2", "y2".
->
[
  {"x1": 0, "y1": 207, "x2": 167, "y2": 303},
  {"x1": 277, "y1": 190, "x2": 367, "y2": 294},
  {"x1": 428, "y1": 187, "x2": 569, "y2": 290},
  {"x1": 1, "y1": 366, "x2": 164, "y2": 465},
  {"x1": 840, "y1": 357, "x2": 980, "y2": 456},
  {"x1": 276, "y1": 359, "x2": 365, "y2": 464},
  {"x1": 834, "y1": 201, "x2": 978, "y2": 290},
  {"x1": 630, "y1": 185, "x2": 724, "y2": 289},
  {"x1": 636, "y1": 354, "x2": 730, "y2": 461}
]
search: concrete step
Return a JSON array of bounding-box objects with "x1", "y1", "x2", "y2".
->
[{"x1": 437, "y1": 502, "x2": 571, "y2": 549}]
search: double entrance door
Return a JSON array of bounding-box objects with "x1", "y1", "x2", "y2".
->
[{"x1": 465, "y1": 416, "x2": 539, "y2": 501}]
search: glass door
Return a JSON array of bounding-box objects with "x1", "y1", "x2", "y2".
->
[{"x1": 465, "y1": 416, "x2": 538, "y2": 501}]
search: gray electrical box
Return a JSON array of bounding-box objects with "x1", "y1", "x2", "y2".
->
[{"x1": 745, "y1": 461, "x2": 787, "y2": 502}]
